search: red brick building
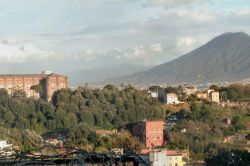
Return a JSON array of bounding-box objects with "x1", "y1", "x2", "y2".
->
[
  {"x1": 133, "y1": 120, "x2": 165, "y2": 148},
  {"x1": 0, "y1": 71, "x2": 68, "y2": 101}
]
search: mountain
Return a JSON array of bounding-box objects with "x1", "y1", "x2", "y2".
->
[
  {"x1": 107, "y1": 32, "x2": 250, "y2": 85},
  {"x1": 67, "y1": 63, "x2": 151, "y2": 85}
]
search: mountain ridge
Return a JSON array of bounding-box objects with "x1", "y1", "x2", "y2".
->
[{"x1": 106, "y1": 32, "x2": 250, "y2": 85}]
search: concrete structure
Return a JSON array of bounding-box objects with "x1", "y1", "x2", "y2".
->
[
  {"x1": 148, "y1": 149, "x2": 186, "y2": 166},
  {"x1": 0, "y1": 72, "x2": 68, "y2": 101},
  {"x1": 133, "y1": 120, "x2": 165, "y2": 148},
  {"x1": 149, "y1": 150, "x2": 167, "y2": 166},
  {"x1": 208, "y1": 91, "x2": 220, "y2": 103},
  {"x1": 166, "y1": 93, "x2": 179, "y2": 104},
  {"x1": 0, "y1": 141, "x2": 11, "y2": 150},
  {"x1": 147, "y1": 90, "x2": 159, "y2": 98}
]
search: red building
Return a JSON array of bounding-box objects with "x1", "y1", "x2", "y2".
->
[
  {"x1": 0, "y1": 71, "x2": 68, "y2": 101},
  {"x1": 133, "y1": 120, "x2": 165, "y2": 148}
]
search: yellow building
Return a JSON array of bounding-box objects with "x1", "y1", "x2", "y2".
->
[
  {"x1": 166, "y1": 154, "x2": 186, "y2": 166},
  {"x1": 209, "y1": 91, "x2": 220, "y2": 103},
  {"x1": 196, "y1": 92, "x2": 208, "y2": 100},
  {"x1": 149, "y1": 149, "x2": 186, "y2": 166}
]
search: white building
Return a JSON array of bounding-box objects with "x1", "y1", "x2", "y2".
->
[
  {"x1": 207, "y1": 89, "x2": 220, "y2": 103},
  {"x1": 166, "y1": 93, "x2": 179, "y2": 104},
  {"x1": 149, "y1": 150, "x2": 167, "y2": 166},
  {"x1": 149, "y1": 150, "x2": 186, "y2": 166},
  {"x1": 0, "y1": 141, "x2": 11, "y2": 150},
  {"x1": 148, "y1": 90, "x2": 159, "y2": 98}
]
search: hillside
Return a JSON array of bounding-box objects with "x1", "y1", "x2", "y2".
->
[
  {"x1": 108, "y1": 32, "x2": 250, "y2": 85},
  {"x1": 68, "y1": 63, "x2": 151, "y2": 84}
]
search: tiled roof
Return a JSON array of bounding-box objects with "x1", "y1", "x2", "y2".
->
[{"x1": 0, "y1": 73, "x2": 66, "y2": 78}]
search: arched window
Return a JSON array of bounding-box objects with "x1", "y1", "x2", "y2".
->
[{"x1": 175, "y1": 164, "x2": 178, "y2": 166}]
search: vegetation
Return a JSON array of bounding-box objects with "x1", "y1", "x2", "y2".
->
[
  {"x1": 0, "y1": 83, "x2": 249, "y2": 163},
  {"x1": 205, "y1": 149, "x2": 250, "y2": 166},
  {"x1": 167, "y1": 102, "x2": 250, "y2": 161},
  {"x1": 210, "y1": 84, "x2": 250, "y2": 102},
  {"x1": 0, "y1": 85, "x2": 164, "y2": 151}
]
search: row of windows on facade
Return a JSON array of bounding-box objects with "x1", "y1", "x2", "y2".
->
[
  {"x1": 0, "y1": 83, "x2": 65, "y2": 89},
  {"x1": 147, "y1": 137, "x2": 162, "y2": 141},
  {"x1": 146, "y1": 133, "x2": 162, "y2": 137}
]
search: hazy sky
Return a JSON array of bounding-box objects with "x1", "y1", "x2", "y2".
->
[{"x1": 0, "y1": 0, "x2": 250, "y2": 74}]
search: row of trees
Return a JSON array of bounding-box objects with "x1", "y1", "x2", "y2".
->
[{"x1": 0, "y1": 84, "x2": 164, "y2": 135}]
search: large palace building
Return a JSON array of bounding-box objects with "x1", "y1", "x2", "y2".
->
[{"x1": 0, "y1": 71, "x2": 68, "y2": 101}]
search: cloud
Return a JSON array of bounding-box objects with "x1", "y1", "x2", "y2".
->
[
  {"x1": 78, "y1": 49, "x2": 101, "y2": 61},
  {"x1": 177, "y1": 37, "x2": 196, "y2": 47},
  {"x1": 150, "y1": 43, "x2": 163, "y2": 52},
  {"x1": 176, "y1": 9, "x2": 215, "y2": 22},
  {"x1": 0, "y1": 39, "x2": 54, "y2": 63},
  {"x1": 146, "y1": 0, "x2": 204, "y2": 8},
  {"x1": 237, "y1": 9, "x2": 250, "y2": 16},
  {"x1": 112, "y1": 43, "x2": 166, "y2": 64}
]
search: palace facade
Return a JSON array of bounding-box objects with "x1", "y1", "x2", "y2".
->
[{"x1": 0, "y1": 71, "x2": 68, "y2": 101}]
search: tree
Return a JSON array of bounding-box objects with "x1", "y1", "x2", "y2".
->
[
  {"x1": 63, "y1": 113, "x2": 77, "y2": 128},
  {"x1": 12, "y1": 89, "x2": 26, "y2": 98},
  {"x1": 232, "y1": 116, "x2": 245, "y2": 131},
  {"x1": 3, "y1": 111, "x2": 14, "y2": 125},
  {"x1": 30, "y1": 84, "x2": 42, "y2": 93},
  {"x1": 209, "y1": 85, "x2": 220, "y2": 91},
  {"x1": 205, "y1": 149, "x2": 250, "y2": 166},
  {"x1": 112, "y1": 131, "x2": 142, "y2": 152}
]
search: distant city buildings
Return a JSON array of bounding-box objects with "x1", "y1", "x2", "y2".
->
[
  {"x1": 181, "y1": 85, "x2": 198, "y2": 96},
  {"x1": 196, "y1": 89, "x2": 220, "y2": 103},
  {"x1": 0, "y1": 71, "x2": 68, "y2": 101}
]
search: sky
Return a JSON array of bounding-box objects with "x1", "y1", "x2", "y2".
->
[{"x1": 0, "y1": 0, "x2": 250, "y2": 80}]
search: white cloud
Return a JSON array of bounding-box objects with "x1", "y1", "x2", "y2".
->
[
  {"x1": 123, "y1": 45, "x2": 147, "y2": 60},
  {"x1": 237, "y1": 9, "x2": 250, "y2": 16},
  {"x1": 0, "y1": 39, "x2": 54, "y2": 63},
  {"x1": 111, "y1": 43, "x2": 166, "y2": 64},
  {"x1": 78, "y1": 49, "x2": 101, "y2": 61},
  {"x1": 150, "y1": 43, "x2": 163, "y2": 52},
  {"x1": 147, "y1": 0, "x2": 202, "y2": 7},
  {"x1": 177, "y1": 37, "x2": 196, "y2": 47},
  {"x1": 176, "y1": 9, "x2": 215, "y2": 22}
]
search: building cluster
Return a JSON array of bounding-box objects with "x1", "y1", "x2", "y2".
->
[
  {"x1": 0, "y1": 71, "x2": 68, "y2": 101},
  {"x1": 132, "y1": 120, "x2": 187, "y2": 166},
  {"x1": 196, "y1": 89, "x2": 220, "y2": 103},
  {"x1": 146, "y1": 84, "x2": 220, "y2": 104}
]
